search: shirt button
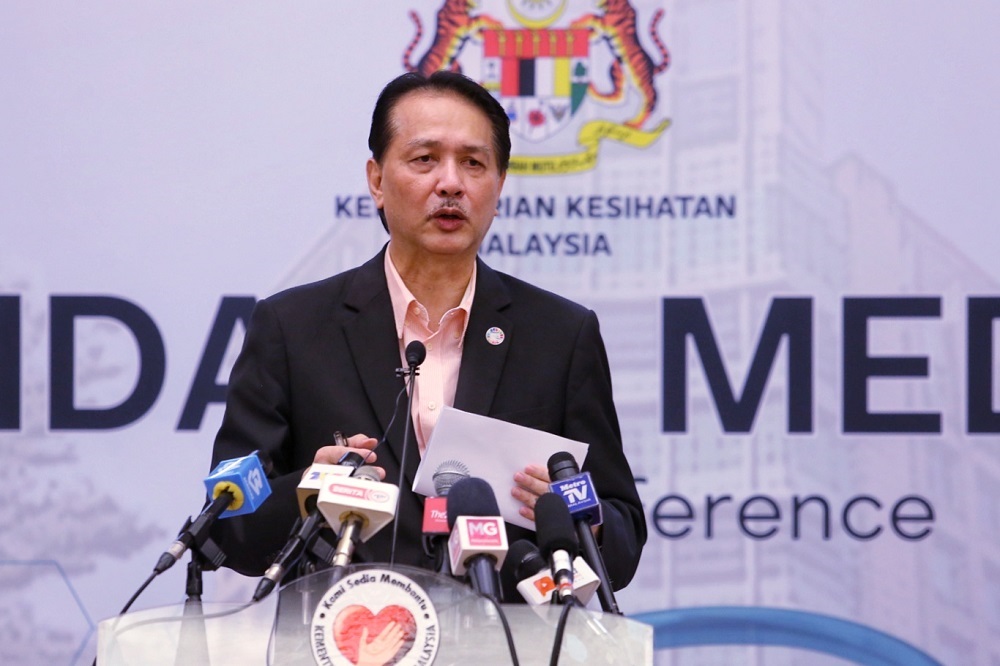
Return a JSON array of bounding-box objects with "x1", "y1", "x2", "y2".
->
[
  {"x1": 428, "y1": 402, "x2": 437, "y2": 411},
  {"x1": 426, "y1": 344, "x2": 434, "y2": 351}
]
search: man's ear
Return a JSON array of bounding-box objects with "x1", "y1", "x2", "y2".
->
[
  {"x1": 366, "y1": 157, "x2": 384, "y2": 208},
  {"x1": 496, "y1": 173, "x2": 507, "y2": 212}
]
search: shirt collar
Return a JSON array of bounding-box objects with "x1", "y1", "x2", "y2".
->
[{"x1": 384, "y1": 250, "x2": 477, "y2": 340}]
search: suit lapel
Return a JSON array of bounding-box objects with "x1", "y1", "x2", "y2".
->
[
  {"x1": 342, "y1": 247, "x2": 420, "y2": 487},
  {"x1": 343, "y1": 248, "x2": 405, "y2": 438},
  {"x1": 455, "y1": 259, "x2": 512, "y2": 416}
]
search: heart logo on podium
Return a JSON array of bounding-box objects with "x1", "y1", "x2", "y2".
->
[{"x1": 333, "y1": 604, "x2": 417, "y2": 665}]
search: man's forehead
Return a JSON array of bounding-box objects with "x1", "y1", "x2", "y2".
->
[
  {"x1": 388, "y1": 90, "x2": 494, "y2": 149},
  {"x1": 391, "y1": 89, "x2": 489, "y2": 128}
]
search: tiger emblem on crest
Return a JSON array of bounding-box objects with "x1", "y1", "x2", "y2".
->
[{"x1": 401, "y1": 0, "x2": 671, "y2": 174}]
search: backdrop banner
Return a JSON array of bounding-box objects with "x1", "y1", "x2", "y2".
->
[{"x1": 2, "y1": 2, "x2": 998, "y2": 664}]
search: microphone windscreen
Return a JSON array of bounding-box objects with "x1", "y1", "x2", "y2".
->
[
  {"x1": 535, "y1": 493, "x2": 579, "y2": 558},
  {"x1": 503, "y1": 539, "x2": 537, "y2": 579},
  {"x1": 446, "y1": 477, "x2": 500, "y2": 529},
  {"x1": 500, "y1": 539, "x2": 542, "y2": 602},
  {"x1": 433, "y1": 459, "x2": 471, "y2": 496},
  {"x1": 405, "y1": 340, "x2": 427, "y2": 366},
  {"x1": 510, "y1": 540, "x2": 547, "y2": 580},
  {"x1": 547, "y1": 451, "x2": 579, "y2": 481}
]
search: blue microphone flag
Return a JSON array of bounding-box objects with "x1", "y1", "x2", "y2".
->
[
  {"x1": 203, "y1": 451, "x2": 271, "y2": 518},
  {"x1": 550, "y1": 472, "x2": 603, "y2": 526}
]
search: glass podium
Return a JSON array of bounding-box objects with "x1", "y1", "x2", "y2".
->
[{"x1": 97, "y1": 564, "x2": 652, "y2": 665}]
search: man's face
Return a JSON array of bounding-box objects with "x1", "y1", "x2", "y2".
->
[{"x1": 366, "y1": 90, "x2": 506, "y2": 266}]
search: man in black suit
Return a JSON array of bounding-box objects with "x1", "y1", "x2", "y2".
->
[{"x1": 210, "y1": 71, "x2": 645, "y2": 593}]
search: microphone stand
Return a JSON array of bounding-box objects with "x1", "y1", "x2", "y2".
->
[
  {"x1": 577, "y1": 520, "x2": 620, "y2": 614},
  {"x1": 175, "y1": 525, "x2": 225, "y2": 666},
  {"x1": 295, "y1": 519, "x2": 337, "y2": 624},
  {"x1": 389, "y1": 357, "x2": 420, "y2": 567}
]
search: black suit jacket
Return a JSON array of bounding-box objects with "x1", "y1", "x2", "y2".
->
[{"x1": 210, "y1": 247, "x2": 646, "y2": 590}]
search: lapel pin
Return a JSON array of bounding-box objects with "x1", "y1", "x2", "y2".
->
[{"x1": 485, "y1": 326, "x2": 505, "y2": 346}]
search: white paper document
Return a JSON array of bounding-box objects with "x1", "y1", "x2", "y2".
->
[{"x1": 412, "y1": 406, "x2": 589, "y2": 530}]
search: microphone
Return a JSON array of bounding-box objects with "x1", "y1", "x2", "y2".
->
[
  {"x1": 318, "y1": 465, "x2": 398, "y2": 578},
  {"x1": 503, "y1": 539, "x2": 602, "y2": 606},
  {"x1": 535, "y1": 493, "x2": 580, "y2": 605},
  {"x1": 423, "y1": 460, "x2": 471, "y2": 575},
  {"x1": 501, "y1": 539, "x2": 548, "y2": 605},
  {"x1": 446, "y1": 477, "x2": 508, "y2": 601},
  {"x1": 547, "y1": 451, "x2": 621, "y2": 614},
  {"x1": 251, "y1": 453, "x2": 365, "y2": 602},
  {"x1": 405, "y1": 339, "x2": 427, "y2": 367},
  {"x1": 548, "y1": 453, "x2": 603, "y2": 526},
  {"x1": 154, "y1": 452, "x2": 271, "y2": 574},
  {"x1": 433, "y1": 459, "x2": 471, "y2": 494},
  {"x1": 506, "y1": 543, "x2": 617, "y2": 659},
  {"x1": 387, "y1": 340, "x2": 425, "y2": 566},
  {"x1": 296, "y1": 451, "x2": 365, "y2": 517}
]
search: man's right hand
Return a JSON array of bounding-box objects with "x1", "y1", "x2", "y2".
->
[{"x1": 312, "y1": 433, "x2": 385, "y2": 480}]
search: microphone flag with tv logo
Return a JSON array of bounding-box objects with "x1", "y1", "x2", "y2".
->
[
  {"x1": 422, "y1": 497, "x2": 449, "y2": 535},
  {"x1": 448, "y1": 515, "x2": 508, "y2": 576},
  {"x1": 549, "y1": 472, "x2": 603, "y2": 527},
  {"x1": 203, "y1": 451, "x2": 271, "y2": 518}
]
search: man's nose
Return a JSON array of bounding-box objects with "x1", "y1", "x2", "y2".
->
[{"x1": 436, "y1": 159, "x2": 464, "y2": 198}]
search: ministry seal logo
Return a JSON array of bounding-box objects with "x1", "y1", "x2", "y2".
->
[
  {"x1": 402, "y1": 0, "x2": 671, "y2": 175},
  {"x1": 311, "y1": 569, "x2": 440, "y2": 666}
]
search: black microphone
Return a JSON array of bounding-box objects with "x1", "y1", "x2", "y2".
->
[
  {"x1": 547, "y1": 451, "x2": 621, "y2": 614},
  {"x1": 405, "y1": 339, "x2": 427, "y2": 367},
  {"x1": 535, "y1": 493, "x2": 580, "y2": 605},
  {"x1": 251, "y1": 451, "x2": 368, "y2": 602},
  {"x1": 500, "y1": 539, "x2": 546, "y2": 604},
  {"x1": 507, "y1": 539, "x2": 618, "y2": 653},
  {"x1": 446, "y1": 477, "x2": 508, "y2": 602},
  {"x1": 388, "y1": 340, "x2": 425, "y2": 566}
]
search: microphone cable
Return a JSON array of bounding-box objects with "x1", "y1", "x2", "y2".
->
[
  {"x1": 320, "y1": 341, "x2": 424, "y2": 570},
  {"x1": 95, "y1": 591, "x2": 258, "y2": 666},
  {"x1": 485, "y1": 593, "x2": 521, "y2": 666},
  {"x1": 348, "y1": 364, "x2": 410, "y2": 469},
  {"x1": 109, "y1": 570, "x2": 157, "y2": 622},
  {"x1": 326, "y1": 376, "x2": 406, "y2": 482},
  {"x1": 548, "y1": 596, "x2": 583, "y2": 666},
  {"x1": 104, "y1": 599, "x2": 257, "y2": 645}
]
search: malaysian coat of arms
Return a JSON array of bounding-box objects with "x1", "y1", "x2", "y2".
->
[{"x1": 402, "y1": 0, "x2": 671, "y2": 175}]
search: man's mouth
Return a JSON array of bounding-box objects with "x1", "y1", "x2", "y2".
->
[{"x1": 433, "y1": 207, "x2": 467, "y2": 222}]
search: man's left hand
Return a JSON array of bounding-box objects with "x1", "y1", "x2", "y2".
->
[{"x1": 511, "y1": 464, "x2": 551, "y2": 522}]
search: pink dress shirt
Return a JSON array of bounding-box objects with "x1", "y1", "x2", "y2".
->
[{"x1": 384, "y1": 251, "x2": 474, "y2": 454}]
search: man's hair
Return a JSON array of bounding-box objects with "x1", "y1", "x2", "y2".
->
[{"x1": 368, "y1": 71, "x2": 511, "y2": 231}]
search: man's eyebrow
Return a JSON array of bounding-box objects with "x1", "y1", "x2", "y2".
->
[{"x1": 404, "y1": 138, "x2": 492, "y2": 155}]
